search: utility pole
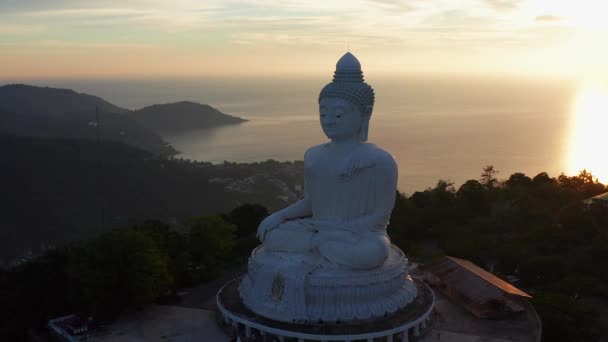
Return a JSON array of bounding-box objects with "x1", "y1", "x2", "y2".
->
[{"x1": 96, "y1": 106, "x2": 105, "y2": 227}]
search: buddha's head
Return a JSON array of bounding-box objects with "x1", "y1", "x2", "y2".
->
[{"x1": 318, "y1": 52, "x2": 375, "y2": 142}]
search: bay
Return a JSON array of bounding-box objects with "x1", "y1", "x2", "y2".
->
[{"x1": 21, "y1": 75, "x2": 576, "y2": 194}]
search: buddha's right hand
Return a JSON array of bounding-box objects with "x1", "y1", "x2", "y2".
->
[{"x1": 257, "y1": 212, "x2": 286, "y2": 242}]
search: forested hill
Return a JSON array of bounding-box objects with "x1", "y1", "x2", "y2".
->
[
  {"x1": 0, "y1": 108, "x2": 177, "y2": 157},
  {"x1": 0, "y1": 84, "x2": 129, "y2": 115},
  {"x1": 0, "y1": 134, "x2": 303, "y2": 265},
  {"x1": 132, "y1": 101, "x2": 246, "y2": 133},
  {"x1": 0, "y1": 84, "x2": 175, "y2": 156},
  {"x1": 0, "y1": 84, "x2": 247, "y2": 155}
]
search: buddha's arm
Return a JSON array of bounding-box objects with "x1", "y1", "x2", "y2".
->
[
  {"x1": 317, "y1": 154, "x2": 398, "y2": 233},
  {"x1": 276, "y1": 196, "x2": 313, "y2": 220},
  {"x1": 358, "y1": 156, "x2": 398, "y2": 232},
  {"x1": 256, "y1": 196, "x2": 312, "y2": 242},
  {"x1": 257, "y1": 150, "x2": 313, "y2": 242},
  {"x1": 274, "y1": 145, "x2": 316, "y2": 220}
]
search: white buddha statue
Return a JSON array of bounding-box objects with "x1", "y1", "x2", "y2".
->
[
  {"x1": 240, "y1": 52, "x2": 417, "y2": 323},
  {"x1": 256, "y1": 52, "x2": 396, "y2": 270}
]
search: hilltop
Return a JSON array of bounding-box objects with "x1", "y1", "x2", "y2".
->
[
  {"x1": 0, "y1": 84, "x2": 247, "y2": 155},
  {"x1": 0, "y1": 84, "x2": 129, "y2": 115},
  {"x1": 132, "y1": 101, "x2": 246, "y2": 133}
]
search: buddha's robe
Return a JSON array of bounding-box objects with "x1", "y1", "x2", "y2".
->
[{"x1": 263, "y1": 143, "x2": 397, "y2": 269}]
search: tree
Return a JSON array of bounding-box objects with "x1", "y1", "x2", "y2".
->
[
  {"x1": 186, "y1": 216, "x2": 236, "y2": 280},
  {"x1": 224, "y1": 203, "x2": 269, "y2": 238},
  {"x1": 457, "y1": 179, "x2": 488, "y2": 216},
  {"x1": 0, "y1": 248, "x2": 72, "y2": 334},
  {"x1": 430, "y1": 180, "x2": 456, "y2": 206},
  {"x1": 67, "y1": 229, "x2": 171, "y2": 318},
  {"x1": 388, "y1": 191, "x2": 410, "y2": 249},
  {"x1": 480, "y1": 165, "x2": 499, "y2": 190},
  {"x1": 410, "y1": 191, "x2": 432, "y2": 209},
  {"x1": 505, "y1": 172, "x2": 532, "y2": 189},
  {"x1": 532, "y1": 172, "x2": 554, "y2": 186},
  {"x1": 222, "y1": 204, "x2": 268, "y2": 259},
  {"x1": 533, "y1": 292, "x2": 600, "y2": 341},
  {"x1": 558, "y1": 170, "x2": 607, "y2": 199},
  {"x1": 131, "y1": 220, "x2": 190, "y2": 288}
]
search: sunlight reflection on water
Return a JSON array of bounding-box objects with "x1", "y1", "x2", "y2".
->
[{"x1": 566, "y1": 84, "x2": 608, "y2": 183}]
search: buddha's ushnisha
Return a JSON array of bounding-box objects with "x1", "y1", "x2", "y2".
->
[{"x1": 256, "y1": 52, "x2": 397, "y2": 270}]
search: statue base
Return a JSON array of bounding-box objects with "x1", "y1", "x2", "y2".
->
[
  {"x1": 217, "y1": 276, "x2": 435, "y2": 341},
  {"x1": 239, "y1": 245, "x2": 418, "y2": 323}
]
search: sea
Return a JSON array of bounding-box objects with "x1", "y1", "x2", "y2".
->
[{"x1": 14, "y1": 74, "x2": 581, "y2": 194}]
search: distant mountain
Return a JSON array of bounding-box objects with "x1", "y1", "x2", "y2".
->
[
  {"x1": 0, "y1": 109, "x2": 177, "y2": 156},
  {"x1": 0, "y1": 84, "x2": 175, "y2": 156},
  {"x1": 0, "y1": 85, "x2": 248, "y2": 154},
  {"x1": 0, "y1": 84, "x2": 129, "y2": 116},
  {"x1": 131, "y1": 101, "x2": 247, "y2": 133}
]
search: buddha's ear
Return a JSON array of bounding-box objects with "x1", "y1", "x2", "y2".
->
[{"x1": 361, "y1": 118, "x2": 370, "y2": 142}]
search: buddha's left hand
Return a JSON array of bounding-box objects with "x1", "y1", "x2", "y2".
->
[{"x1": 256, "y1": 212, "x2": 286, "y2": 242}]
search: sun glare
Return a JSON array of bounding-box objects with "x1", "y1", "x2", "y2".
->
[{"x1": 566, "y1": 85, "x2": 608, "y2": 183}]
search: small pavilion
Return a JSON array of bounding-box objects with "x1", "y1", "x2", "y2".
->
[
  {"x1": 584, "y1": 191, "x2": 608, "y2": 209},
  {"x1": 420, "y1": 256, "x2": 532, "y2": 319}
]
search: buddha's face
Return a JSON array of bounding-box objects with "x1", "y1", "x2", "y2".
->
[{"x1": 319, "y1": 97, "x2": 363, "y2": 141}]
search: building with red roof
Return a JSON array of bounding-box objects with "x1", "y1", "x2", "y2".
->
[{"x1": 420, "y1": 256, "x2": 532, "y2": 319}]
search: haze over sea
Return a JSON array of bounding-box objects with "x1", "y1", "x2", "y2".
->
[{"x1": 21, "y1": 75, "x2": 577, "y2": 194}]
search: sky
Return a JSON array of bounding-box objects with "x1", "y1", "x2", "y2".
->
[{"x1": 1, "y1": 0, "x2": 607, "y2": 79}]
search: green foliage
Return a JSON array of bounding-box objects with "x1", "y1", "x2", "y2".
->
[
  {"x1": 518, "y1": 255, "x2": 567, "y2": 286},
  {"x1": 186, "y1": 216, "x2": 237, "y2": 281},
  {"x1": 0, "y1": 205, "x2": 242, "y2": 340},
  {"x1": 220, "y1": 204, "x2": 267, "y2": 261},
  {"x1": 224, "y1": 203, "x2": 269, "y2": 238},
  {"x1": 66, "y1": 228, "x2": 172, "y2": 318},
  {"x1": 480, "y1": 165, "x2": 499, "y2": 190},
  {"x1": 385, "y1": 166, "x2": 608, "y2": 341},
  {"x1": 0, "y1": 249, "x2": 71, "y2": 329},
  {"x1": 405, "y1": 243, "x2": 444, "y2": 263},
  {"x1": 505, "y1": 172, "x2": 532, "y2": 189},
  {"x1": 533, "y1": 292, "x2": 600, "y2": 341},
  {"x1": 130, "y1": 220, "x2": 191, "y2": 288},
  {"x1": 558, "y1": 170, "x2": 606, "y2": 199}
]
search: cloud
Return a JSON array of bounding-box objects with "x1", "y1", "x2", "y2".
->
[
  {"x1": 36, "y1": 40, "x2": 156, "y2": 49},
  {"x1": 18, "y1": 6, "x2": 213, "y2": 32},
  {"x1": 0, "y1": 0, "x2": 172, "y2": 12},
  {"x1": 25, "y1": 8, "x2": 157, "y2": 17},
  {"x1": 481, "y1": 0, "x2": 522, "y2": 11},
  {"x1": 366, "y1": 0, "x2": 418, "y2": 13},
  {"x1": 0, "y1": 23, "x2": 43, "y2": 35},
  {"x1": 1, "y1": 0, "x2": 576, "y2": 77},
  {"x1": 535, "y1": 15, "x2": 561, "y2": 22},
  {"x1": 419, "y1": 9, "x2": 495, "y2": 29}
]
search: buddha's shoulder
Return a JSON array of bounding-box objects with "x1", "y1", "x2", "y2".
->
[
  {"x1": 304, "y1": 143, "x2": 329, "y2": 162},
  {"x1": 341, "y1": 143, "x2": 397, "y2": 177},
  {"x1": 357, "y1": 143, "x2": 397, "y2": 169}
]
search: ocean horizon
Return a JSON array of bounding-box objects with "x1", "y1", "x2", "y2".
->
[{"x1": 3, "y1": 74, "x2": 580, "y2": 194}]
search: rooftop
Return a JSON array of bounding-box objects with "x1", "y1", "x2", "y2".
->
[
  {"x1": 583, "y1": 191, "x2": 608, "y2": 205},
  {"x1": 590, "y1": 192, "x2": 608, "y2": 201},
  {"x1": 421, "y1": 256, "x2": 531, "y2": 305}
]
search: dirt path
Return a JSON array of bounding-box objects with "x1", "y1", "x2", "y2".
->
[{"x1": 177, "y1": 265, "x2": 247, "y2": 310}]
